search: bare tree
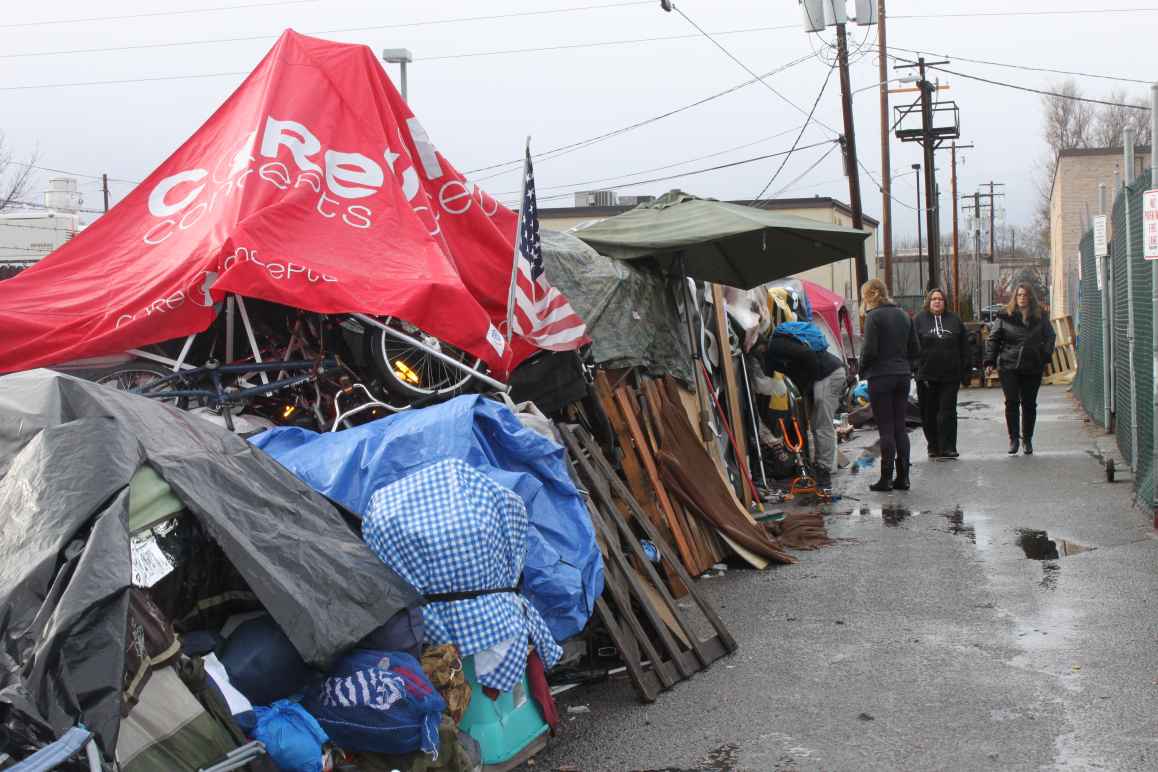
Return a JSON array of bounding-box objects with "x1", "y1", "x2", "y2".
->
[
  {"x1": 1092, "y1": 90, "x2": 1153, "y2": 147},
  {"x1": 0, "y1": 132, "x2": 37, "y2": 213},
  {"x1": 1033, "y1": 80, "x2": 1094, "y2": 253}
]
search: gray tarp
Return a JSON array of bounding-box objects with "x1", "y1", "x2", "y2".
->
[
  {"x1": 573, "y1": 190, "x2": 871, "y2": 290},
  {"x1": 0, "y1": 371, "x2": 418, "y2": 758},
  {"x1": 542, "y1": 229, "x2": 693, "y2": 382}
]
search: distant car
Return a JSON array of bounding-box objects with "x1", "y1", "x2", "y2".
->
[{"x1": 979, "y1": 304, "x2": 1004, "y2": 323}]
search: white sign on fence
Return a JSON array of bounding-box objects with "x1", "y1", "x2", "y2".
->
[
  {"x1": 981, "y1": 263, "x2": 1000, "y2": 282},
  {"x1": 1096, "y1": 255, "x2": 1105, "y2": 292},
  {"x1": 1094, "y1": 215, "x2": 1109, "y2": 258},
  {"x1": 1144, "y1": 189, "x2": 1158, "y2": 260}
]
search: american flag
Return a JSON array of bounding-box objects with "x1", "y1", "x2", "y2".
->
[{"x1": 506, "y1": 142, "x2": 589, "y2": 351}]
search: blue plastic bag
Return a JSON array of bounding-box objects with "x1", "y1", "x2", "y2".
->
[
  {"x1": 302, "y1": 650, "x2": 446, "y2": 757},
  {"x1": 251, "y1": 700, "x2": 328, "y2": 772}
]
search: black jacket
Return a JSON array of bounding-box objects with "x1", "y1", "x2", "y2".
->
[
  {"x1": 860, "y1": 304, "x2": 918, "y2": 380},
  {"x1": 984, "y1": 311, "x2": 1056, "y2": 374},
  {"x1": 913, "y1": 310, "x2": 968, "y2": 382},
  {"x1": 764, "y1": 337, "x2": 845, "y2": 395}
]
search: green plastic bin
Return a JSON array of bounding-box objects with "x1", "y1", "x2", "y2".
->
[{"x1": 458, "y1": 655, "x2": 548, "y2": 766}]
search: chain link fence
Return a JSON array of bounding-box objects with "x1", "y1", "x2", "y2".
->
[{"x1": 1074, "y1": 169, "x2": 1154, "y2": 507}]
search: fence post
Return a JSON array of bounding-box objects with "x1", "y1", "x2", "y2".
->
[
  {"x1": 1124, "y1": 128, "x2": 1139, "y2": 472},
  {"x1": 1150, "y1": 81, "x2": 1158, "y2": 510},
  {"x1": 1100, "y1": 183, "x2": 1113, "y2": 429}
]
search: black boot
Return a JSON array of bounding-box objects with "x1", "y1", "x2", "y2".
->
[
  {"x1": 1023, "y1": 437, "x2": 1033, "y2": 455},
  {"x1": 1008, "y1": 437, "x2": 1020, "y2": 455},
  {"x1": 869, "y1": 457, "x2": 894, "y2": 492},
  {"x1": 893, "y1": 459, "x2": 911, "y2": 491}
]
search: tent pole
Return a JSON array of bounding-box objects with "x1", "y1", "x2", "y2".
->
[
  {"x1": 350, "y1": 313, "x2": 509, "y2": 392},
  {"x1": 738, "y1": 350, "x2": 768, "y2": 489},
  {"x1": 225, "y1": 296, "x2": 236, "y2": 364},
  {"x1": 234, "y1": 296, "x2": 269, "y2": 385}
]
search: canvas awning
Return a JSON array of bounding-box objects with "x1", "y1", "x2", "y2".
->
[{"x1": 575, "y1": 190, "x2": 870, "y2": 290}]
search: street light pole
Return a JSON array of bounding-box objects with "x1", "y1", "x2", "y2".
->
[
  {"x1": 877, "y1": 0, "x2": 893, "y2": 293},
  {"x1": 381, "y1": 48, "x2": 414, "y2": 101}
]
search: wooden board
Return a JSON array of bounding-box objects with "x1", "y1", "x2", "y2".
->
[{"x1": 710, "y1": 283, "x2": 752, "y2": 509}]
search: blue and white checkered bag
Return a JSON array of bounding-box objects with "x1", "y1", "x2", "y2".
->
[{"x1": 364, "y1": 459, "x2": 562, "y2": 692}]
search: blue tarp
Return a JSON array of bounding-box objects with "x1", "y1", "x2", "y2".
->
[{"x1": 250, "y1": 396, "x2": 603, "y2": 643}]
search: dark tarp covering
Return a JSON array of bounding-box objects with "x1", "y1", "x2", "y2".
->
[
  {"x1": 541, "y1": 229, "x2": 693, "y2": 382},
  {"x1": 574, "y1": 190, "x2": 871, "y2": 290},
  {"x1": 0, "y1": 370, "x2": 418, "y2": 759}
]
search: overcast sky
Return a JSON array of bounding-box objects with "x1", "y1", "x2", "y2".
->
[{"x1": 1, "y1": 0, "x2": 1154, "y2": 242}]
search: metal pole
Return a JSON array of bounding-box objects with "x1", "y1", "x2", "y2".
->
[
  {"x1": 915, "y1": 164, "x2": 923, "y2": 295},
  {"x1": 974, "y1": 192, "x2": 982, "y2": 318},
  {"x1": 351, "y1": 312, "x2": 510, "y2": 392},
  {"x1": 951, "y1": 143, "x2": 960, "y2": 310},
  {"x1": 1124, "y1": 127, "x2": 1138, "y2": 471},
  {"x1": 918, "y1": 58, "x2": 938, "y2": 289},
  {"x1": 877, "y1": 0, "x2": 893, "y2": 292},
  {"x1": 101, "y1": 173, "x2": 109, "y2": 213},
  {"x1": 988, "y1": 181, "x2": 999, "y2": 310},
  {"x1": 400, "y1": 60, "x2": 408, "y2": 102},
  {"x1": 835, "y1": 22, "x2": 869, "y2": 287},
  {"x1": 1100, "y1": 182, "x2": 1112, "y2": 429},
  {"x1": 1150, "y1": 81, "x2": 1158, "y2": 508},
  {"x1": 738, "y1": 352, "x2": 768, "y2": 489}
]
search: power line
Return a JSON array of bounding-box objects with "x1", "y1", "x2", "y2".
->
[
  {"x1": 7, "y1": 199, "x2": 105, "y2": 215},
  {"x1": 498, "y1": 123, "x2": 809, "y2": 195},
  {"x1": 858, "y1": 159, "x2": 917, "y2": 212},
  {"x1": 915, "y1": 61, "x2": 1151, "y2": 110},
  {"x1": 524, "y1": 139, "x2": 839, "y2": 204},
  {"x1": 753, "y1": 64, "x2": 836, "y2": 201},
  {"x1": 8, "y1": 161, "x2": 139, "y2": 185},
  {"x1": 466, "y1": 53, "x2": 814, "y2": 176},
  {"x1": 768, "y1": 142, "x2": 841, "y2": 199},
  {"x1": 891, "y1": 7, "x2": 1158, "y2": 20},
  {"x1": 0, "y1": 0, "x2": 319, "y2": 29},
  {"x1": 885, "y1": 45, "x2": 1152, "y2": 86},
  {"x1": 0, "y1": 1, "x2": 655, "y2": 60},
  {"x1": 0, "y1": 71, "x2": 250, "y2": 92},
  {"x1": 670, "y1": 6, "x2": 840, "y2": 136}
]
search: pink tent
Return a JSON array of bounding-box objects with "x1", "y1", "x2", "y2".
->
[{"x1": 801, "y1": 279, "x2": 856, "y2": 358}]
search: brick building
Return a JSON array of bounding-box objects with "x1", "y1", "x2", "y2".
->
[{"x1": 1049, "y1": 146, "x2": 1151, "y2": 319}]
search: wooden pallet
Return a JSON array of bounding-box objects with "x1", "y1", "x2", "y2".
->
[
  {"x1": 1044, "y1": 316, "x2": 1077, "y2": 385},
  {"x1": 559, "y1": 424, "x2": 737, "y2": 703}
]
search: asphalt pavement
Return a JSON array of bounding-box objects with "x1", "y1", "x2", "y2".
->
[{"x1": 532, "y1": 385, "x2": 1158, "y2": 771}]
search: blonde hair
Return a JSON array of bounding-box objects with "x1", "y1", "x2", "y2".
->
[{"x1": 860, "y1": 278, "x2": 892, "y2": 312}]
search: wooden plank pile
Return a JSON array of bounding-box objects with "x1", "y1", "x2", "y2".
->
[{"x1": 1043, "y1": 316, "x2": 1077, "y2": 385}]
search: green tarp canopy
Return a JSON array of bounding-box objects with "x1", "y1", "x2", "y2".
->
[{"x1": 574, "y1": 190, "x2": 871, "y2": 290}]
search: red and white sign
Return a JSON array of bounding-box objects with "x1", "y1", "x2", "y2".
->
[
  {"x1": 0, "y1": 30, "x2": 583, "y2": 376},
  {"x1": 1143, "y1": 189, "x2": 1158, "y2": 260}
]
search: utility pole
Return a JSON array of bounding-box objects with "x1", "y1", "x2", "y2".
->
[
  {"x1": 970, "y1": 192, "x2": 981, "y2": 317},
  {"x1": 914, "y1": 163, "x2": 923, "y2": 294},
  {"x1": 970, "y1": 183, "x2": 1005, "y2": 311},
  {"x1": 835, "y1": 21, "x2": 869, "y2": 288},
  {"x1": 101, "y1": 174, "x2": 109, "y2": 213},
  {"x1": 894, "y1": 55, "x2": 956, "y2": 292},
  {"x1": 949, "y1": 142, "x2": 973, "y2": 313},
  {"x1": 877, "y1": 0, "x2": 893, "y2": 292}
]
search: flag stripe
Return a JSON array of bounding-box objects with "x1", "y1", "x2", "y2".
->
[{"x1": 504, "y1": 142, "x2": 589, "y2": 353}]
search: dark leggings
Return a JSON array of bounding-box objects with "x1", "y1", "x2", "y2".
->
[
  {"x1": 1001, "y1": 370, "x2": 1043, "y2": 440},
  {"x1": 918, "y1": 380, "x2": 960, "y2": 453},
  {"x1": 869, "y1": 374, "x2": 911, "y2": 465}
]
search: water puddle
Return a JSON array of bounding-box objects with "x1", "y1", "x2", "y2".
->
[
  {"x1": 1017, "y1": 529, "x2": 1094, "y2": 560},
  {"x1": 848, "y1": 440, "x2": 881, "y2": 475},
  {"x1": 635, "y1": 743, "x2": 739, "y2": 772},
  {"x1": 941, "y1": 508, "x2": 977, "y2": 542}
]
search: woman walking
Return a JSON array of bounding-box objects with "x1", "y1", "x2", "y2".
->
[
  {"x1": 984, "y1": 283, "x2": 1056, "y2": 455},
  {"x1": 859, "y1": 279, "x2": 919, "y2": 492},
  {"x1": 914, "y1": 288, "x2": 969, "y2": 459}
]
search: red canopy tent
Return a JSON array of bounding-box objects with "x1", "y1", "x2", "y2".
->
[
  {"x1": 0, "y1": 31, "x2": 576, "y2": 377},
  {"x1": 801, "y1": 279, "x2": 856, "y2": 357}
]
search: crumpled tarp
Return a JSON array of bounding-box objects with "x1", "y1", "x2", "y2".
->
[
  {"x1": 541, "y1": 229, "x2": 693, "y2": 383},
  {"x1": 0, "y1": 371, "x2": 418, "y2": 760},
  {"x1": 250, "y1": 395, "x2": 603, "y2": 643}
]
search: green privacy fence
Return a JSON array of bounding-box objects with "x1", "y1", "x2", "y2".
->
[{"x1": 1074, "y1": 169, "x2": 1154, "y2": 507}]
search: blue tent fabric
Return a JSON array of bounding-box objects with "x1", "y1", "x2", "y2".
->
[
  {"x1": 250, "y1": 395, "x2": 603, "y2": 643},
  {"x1": 773, "y1": 321, "x2": 829, "y2": 352}
]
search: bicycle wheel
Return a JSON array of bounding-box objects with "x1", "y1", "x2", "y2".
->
[
  {"x1": 94, "y1": 361, "x2": 199, "y2": 408},
  {"x1": 368, "y1": 318, "x2": 482, "y2": 400}
]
